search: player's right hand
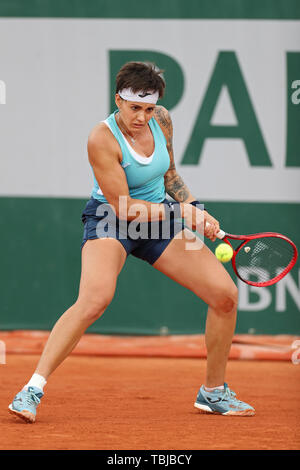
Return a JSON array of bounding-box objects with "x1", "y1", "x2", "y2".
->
[
  {"x1": 181, "y1": 204, "x2": 219, "y2": 242},
  {"x1": 203, "y1": 211, "x2": 220, "y2": 242}
]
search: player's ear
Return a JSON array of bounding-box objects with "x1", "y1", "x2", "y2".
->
[{"x1": 115, "y1": 93, "x2": 122, "y2": 109}]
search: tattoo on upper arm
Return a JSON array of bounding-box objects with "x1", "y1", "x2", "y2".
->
[
  {"x1": 155, "y1": 106, "x2": 191, "y2": 202},
  {"x1": 164, "y1": 173, "x2": 190, "y2": 202},
  {"x1": 154, "y1": 106, "x2": 170, "y2": 128},
  {"x1": 154, "y1": 106, "x2": 175, "y2": 170}
]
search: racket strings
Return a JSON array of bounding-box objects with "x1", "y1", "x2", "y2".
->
[{"x1": 235, "y1": 237, "x2": 295, "y2": 284}]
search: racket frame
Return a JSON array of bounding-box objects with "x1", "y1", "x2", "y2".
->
[{"x1": 220, "y1": 232, "x2": 298, "y2": 287}]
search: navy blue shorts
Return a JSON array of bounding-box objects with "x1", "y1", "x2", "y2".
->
[{"x1": 81, "y1": 197, "x2": 185, "y2": 265}]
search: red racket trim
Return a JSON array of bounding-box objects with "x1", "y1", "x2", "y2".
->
[
  {"x1": 221, "y1": 233, "x2": 298, "y2": 287},
  {"x1": 223, "y1": 231, "x2": 296, "y2": 242}
]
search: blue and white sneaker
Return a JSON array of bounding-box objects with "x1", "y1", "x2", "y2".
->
[
  {"x1": 8, "y1": 386, "x2": 43, "y2": 423},
  {"x1": 194, "y1": 383, "x2": 255, "y2": 416}
]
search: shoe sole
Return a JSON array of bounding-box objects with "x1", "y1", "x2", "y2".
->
[
  {"x1": 194, "y1": 402, "x2": 255, "y2": 416},
  {"x1": 8, "y1": 404, "x2": 36, "y2": 423}
]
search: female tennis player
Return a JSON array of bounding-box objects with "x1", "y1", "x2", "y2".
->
[{"x1": 9, "y1": 62, "x2": 254, "y2": 421}]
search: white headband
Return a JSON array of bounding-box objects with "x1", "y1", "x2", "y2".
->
[{"x1": 118, "y1": 88, "x2": 159, "y2": 104}]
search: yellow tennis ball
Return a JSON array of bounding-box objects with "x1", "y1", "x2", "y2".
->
[{"x1": 215, "y1": 243, "x2": 233, "y2": 263}]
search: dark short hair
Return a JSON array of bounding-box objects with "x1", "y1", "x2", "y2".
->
[{"x1": 115, "y1": 62, "x2": 165, "y2": 99}]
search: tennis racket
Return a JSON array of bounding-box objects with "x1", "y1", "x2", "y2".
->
[{"x1": 211, "y1": 226, "x2": 298, "y2": 287}]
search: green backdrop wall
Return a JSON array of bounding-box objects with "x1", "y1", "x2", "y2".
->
[{"x1": 0, "y1": 197, "x2": 299, "y2": 335}]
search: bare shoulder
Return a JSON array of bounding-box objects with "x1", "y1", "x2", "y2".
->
[
  {"x1": 154, "y1": 106, "x2": 173, "y2": 135},
  {"x1": 88, "y1": 122, "x2": 116, "y2": 149},
  {"x1": 87, "y1": 122, "x2": 121, "y2": 164},
  {"x1": 154, "y1": 105, "x2": 174, "y2": 155}
]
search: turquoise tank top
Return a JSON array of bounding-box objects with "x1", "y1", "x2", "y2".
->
[{"x1": 91, "y1": 111, "x2": 170, "y2": 203}]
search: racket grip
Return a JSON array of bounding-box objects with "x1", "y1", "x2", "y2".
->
[
  {"x1": 206, "y1": 222, "x2": 226, "y2": 240},
  {"x1": 216, "y1": 229, "x2": 226, "y2": 240}
]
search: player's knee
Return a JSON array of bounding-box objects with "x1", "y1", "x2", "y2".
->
[
  {"x1": 84, "y1": 297, "x2": 112, "y2": 323},
  {"x1": 77, "y1": 292, "x2": 114, "y2": 324},
  {"x1": 215, "y1": 285, "x2": 238, "y2": 315}
]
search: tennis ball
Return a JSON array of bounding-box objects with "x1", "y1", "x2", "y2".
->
[{"x1": 215, "y1": 243, "x2": 233, "y2": 263}]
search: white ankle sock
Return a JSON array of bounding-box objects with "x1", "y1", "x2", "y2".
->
[
  {"x1": 23, "y1": 373, "x2": 47, "y2": 392},
  {"x1": 204, "y1": 385, "x2": 224, "y2": 392}
]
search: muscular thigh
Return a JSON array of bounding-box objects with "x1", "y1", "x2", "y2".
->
[
  {"x1": 152, "y1": 229, "x2": 237, "y2": 307},
  {"x1": 78, "y1": 238, "x2": 127, "y2": 304}
]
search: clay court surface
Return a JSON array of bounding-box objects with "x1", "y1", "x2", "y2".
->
[{"x1": 1, "y1": 353, "x2": 300, "y2": 450}]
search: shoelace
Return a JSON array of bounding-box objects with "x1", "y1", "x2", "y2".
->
[
  {"x1": 222, "y1": 387, "x2": 245, "y2": 405},
  {"x1": 23, "y1": 392, "x2": 40, "y2": 407},
  {"x1": 223, "y1": 387, "x2": 236, "y2": 401}
]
